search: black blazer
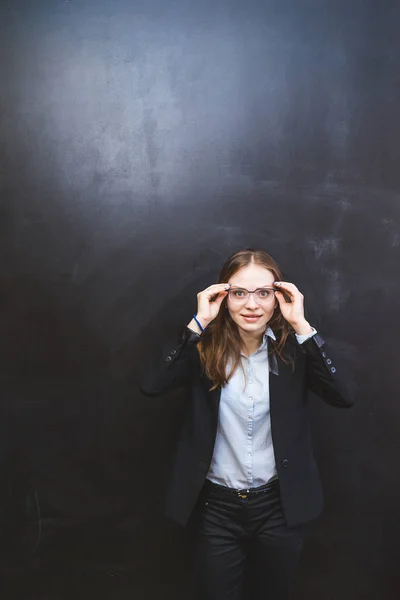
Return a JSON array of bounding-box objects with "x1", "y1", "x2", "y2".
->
[{"x1": 140, "y1": 327, "x2": 353, "y2": 527}]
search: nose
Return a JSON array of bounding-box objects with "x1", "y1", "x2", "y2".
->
[{"x1": 244, "y1": 292, "x2": 259, "y2": 309}]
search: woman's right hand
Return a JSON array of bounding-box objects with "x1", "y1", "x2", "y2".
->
[{"x1": 188, "y1": 283, "x2": 231, "y2": 333}]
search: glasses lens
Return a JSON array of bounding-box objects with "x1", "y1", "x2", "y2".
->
[
  {"x1": 229, "y1": 288, "x2": 249, "y2": 303},
  {"x1": 255, "y1": 289, "x2": 275, "y2": 303},
  {"x1": 228, "y1": 288, "x2": 275, "y2": 304}
]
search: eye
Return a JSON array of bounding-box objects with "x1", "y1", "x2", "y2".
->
[
  {"x1": 258, "y1": 289, "x2": 271, "y2": 298},
  {"x1": 232, "y1": 289, "x2": 246, "y2": 298}
]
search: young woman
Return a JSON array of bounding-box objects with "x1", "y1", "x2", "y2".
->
[{"x1": 140, "y1": 249, "x2": 353, "y2": 600}]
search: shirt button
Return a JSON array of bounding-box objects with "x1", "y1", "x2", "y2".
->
[
  {"x1": 165, "y1": 356, "x2": 172, "y2": 362},
  {"x1": 326, "y1": 358, "x2": 332, "y2": 365},
  {"x1": 331, "y1": 367, "x2": 336, "y2": 373},
  {"x1": 249, "y1": 396, "x2": 253, "y2": 401},
  {"x1": 170, "y1": 350, "x2": 177, "y2": 356}
]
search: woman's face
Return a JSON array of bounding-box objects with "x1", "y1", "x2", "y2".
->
[{"x1": 227, "y1": 263, "x2": 277, "y2": 337}]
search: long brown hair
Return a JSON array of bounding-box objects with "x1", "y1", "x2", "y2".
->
[{"x1": 198, "y1": 249, "x2": 293, "y2": 389}]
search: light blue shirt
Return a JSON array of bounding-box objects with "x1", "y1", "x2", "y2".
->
[{"x1": 206, "y1": 327, "x2": 317, "y2": 489}]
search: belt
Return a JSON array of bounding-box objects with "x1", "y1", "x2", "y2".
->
[{"x1": 205, "y1": 478, "x2": 278, "y2": 499}]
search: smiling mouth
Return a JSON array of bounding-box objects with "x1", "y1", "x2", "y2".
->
[{"x1": 241, "y1": 314, "x2": 262, "y2": 319}]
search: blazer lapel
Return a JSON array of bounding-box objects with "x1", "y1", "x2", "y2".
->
[
  {"x1": 201, "y1": 374, "x2": 221, "y2": 425},
  {"x1": 269, "y1": 351, "x2": 298, "y2": 444}
]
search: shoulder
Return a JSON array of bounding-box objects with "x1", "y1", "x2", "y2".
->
[
  {"x1": 271, "y1": 331, "x2": 305, "y2": 368},
  {"x1": 272, "y1": 330, "x2": 298, "y2": 350}
]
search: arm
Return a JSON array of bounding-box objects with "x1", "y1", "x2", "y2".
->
[
  {"x1": 274, "y1": 281, "x2": 354, "y2": 408},
  {"x1": 140, "y1": 282, "x2": 230, "y2": 396},
  {"x1": 300, "y1": 333, "x2": 354, "y2": 408}
]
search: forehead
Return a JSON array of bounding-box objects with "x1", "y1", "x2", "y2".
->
[{"x1": 228, "y1": 263, "x2": 275, "y2": 287}]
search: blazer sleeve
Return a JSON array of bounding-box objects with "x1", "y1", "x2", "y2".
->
[
  {"x1": 300, "y1": 333, "x2": 354, "y2": 408},
  {"x1": 139, "y1": 326, "x2": 201, "y2": 396}
]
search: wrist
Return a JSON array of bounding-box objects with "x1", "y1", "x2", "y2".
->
[
  {"x1": 187, "y1": 318, "x2": 203, "y2": 335},
  {"x1": 291, "y1": 320, "x2": 313, "y2": 336},
  {"x1": 195, "y1": 314, "x2": 212, "y2": 329},
  {"x1": 188, "y1": 315, "x2": 210, "y2": 335}
]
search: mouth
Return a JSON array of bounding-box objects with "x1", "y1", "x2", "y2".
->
[{"x1": 241, "y1": 314, "x2": 263, "y2": 322}]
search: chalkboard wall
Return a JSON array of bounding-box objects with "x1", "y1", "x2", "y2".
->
[{"x1": 0, "y1": 0, "x2": 399, "y2": 598}]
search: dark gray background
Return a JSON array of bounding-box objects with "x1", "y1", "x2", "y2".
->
[{"x1": 0, "y1": 0, "x2": 399, "y2": 598}]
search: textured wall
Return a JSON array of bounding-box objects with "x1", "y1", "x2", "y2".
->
[{"x1": 0, "y1": 0, "x2": 399, "y2": 598}]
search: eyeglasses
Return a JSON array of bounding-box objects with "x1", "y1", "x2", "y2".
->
[{"x1": 228, "y1": 287, "x2": 276, "y2": 305}]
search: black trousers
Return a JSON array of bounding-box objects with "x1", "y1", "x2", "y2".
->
[{"x1": 193, "y1": 479, "x2": 304, "y2": 600}]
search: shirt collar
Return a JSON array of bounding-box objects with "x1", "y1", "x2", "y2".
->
[
  {"x1": 239, "y1": 326, "x2": 277, "y2": 358},
  {"x1": 264, "y1": 327, "x2": 276, "y2": 341},
  {"x1": 251, "y1": 327, "x2": 276, "y2": 355},
  {"x1": 264, "y1": 327, "x2": 279, "y2": 375}
]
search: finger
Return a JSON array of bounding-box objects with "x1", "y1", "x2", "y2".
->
[
  {"x1": 274, "y1": 290, "x2": 289, "y2": 304},
  {"x1": 212, "y1": 283, "x2": 231, "y2": 289},
  {"x1": 274, "y1": 281, "x2": 299, "y2": 292},
  {"x1": 200, "y1": 284, "x2": 231, "y2": 298},
  {"x1": 274, "y1": 289, "x2": 296, "y2": 305},
  {"x1": 274, "y1": 281, "x2": 302, "y2": 298},
  {"x1": 201, "y1": 283, "x2": 231, "y2": 292},
  {"x1": 213, "y1": 290, "x2": 229, "y2": 306},
  {"x1": 198, "y1": 291, "x2": 229, "y2": 313}
]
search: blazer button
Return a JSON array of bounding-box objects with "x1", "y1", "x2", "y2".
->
[
  {"x1": 165, "y1": 356, "x2": 172, "y2": 362},
  {"x1": 281, "y1": 459, "x2": 289, "y2": 468}
]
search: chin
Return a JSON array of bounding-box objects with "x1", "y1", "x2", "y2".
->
[{"x1": 239, "y1": 320, "x2": 267, "y2": 333}]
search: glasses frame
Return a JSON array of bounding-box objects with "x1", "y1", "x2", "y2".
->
[{"x1": 227, "y1": 286, "x2": 277, "y2": 305}]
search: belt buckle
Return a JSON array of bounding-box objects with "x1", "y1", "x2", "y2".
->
[{"x1": 237, "y1": 489, "x2": 249, "y2": 499}]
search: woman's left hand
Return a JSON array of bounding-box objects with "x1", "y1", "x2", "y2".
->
[{"x1": 274, "y1": 281, "x2": 314, "y2": 335}]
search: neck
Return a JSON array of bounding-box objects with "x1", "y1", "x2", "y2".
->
[{"x1": 239, "y1": 328, "x2": 265, "y2": 357}]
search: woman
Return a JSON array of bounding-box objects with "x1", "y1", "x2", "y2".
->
[{"x1": 140, "y1": 249, "x2": 353, "y2": 600}]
